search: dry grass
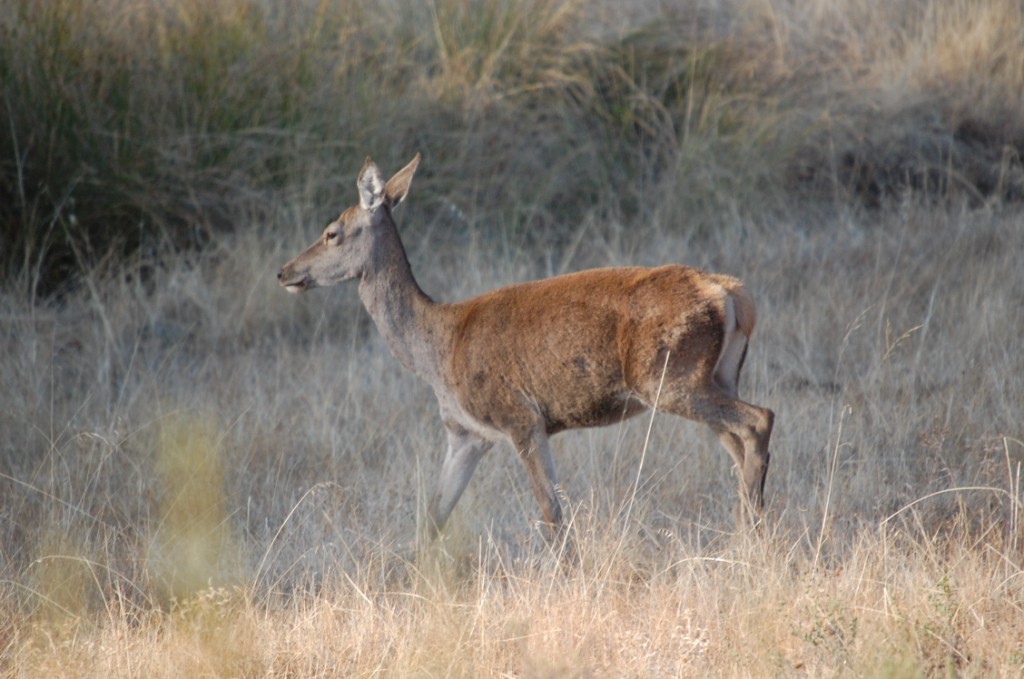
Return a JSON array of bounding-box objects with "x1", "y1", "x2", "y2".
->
[
  {"x1": 2, "y1": 0, "x2": 1024, "y2": 676},
  {"x1": 3, "y1": 0, "x2": 1024, "y2": 288},
  {"x1": 2, "y1": 188, "x2": 1022, "y2": 676}
]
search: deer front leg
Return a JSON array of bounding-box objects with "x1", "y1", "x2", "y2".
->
[
  {"x1": 425, "y1": 425, "x2": 492, "y2": 540},
  {"x1": 512, "y1": 428, "x2": 565, "y2": 540}
]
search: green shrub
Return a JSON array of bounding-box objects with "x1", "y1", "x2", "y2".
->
[{"x1": 2, "y1": 0, "x2": 1023, "y2": 295}]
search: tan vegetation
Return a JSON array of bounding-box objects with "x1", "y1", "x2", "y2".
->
[{"x1": 1, "y1": 0, "x2": 1023, "y2": 676}]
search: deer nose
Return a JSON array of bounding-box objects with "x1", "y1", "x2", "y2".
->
[{"x1": 276, "y1": 269, "x2": 283, "y2": 280}]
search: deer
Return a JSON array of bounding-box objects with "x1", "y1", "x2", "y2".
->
[{"x1": 277, "y1": 153, "x2": 774, "y2": 545}]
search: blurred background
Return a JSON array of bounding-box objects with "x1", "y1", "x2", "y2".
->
[
  {"x1": 1, "y1": 0, "x2": 1022, "y2": 674},
  {"x1": 4, "y1": 0, "x2": 1022, "y2": 295}
]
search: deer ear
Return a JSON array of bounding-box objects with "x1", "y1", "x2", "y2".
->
[
  {"x1": 357, "y1": 156, "x2": 386, "y2": 210},
  {"x1": 385, "y1": 153, "x2": 421, "y2": 209}
]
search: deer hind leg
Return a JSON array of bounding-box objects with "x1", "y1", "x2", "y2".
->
[
  {"x1": 658, "y1": 384, "x2": 773, "y2": 527},
  {"x1": 425, "y1": 425, "x2": 492, "y2": 540},
  {"x1": 710, "y1": 317, "x2": 773, "y2": 525},
  {"x1": 717, "y1": 404, "x2": 773, "y2": 526}
]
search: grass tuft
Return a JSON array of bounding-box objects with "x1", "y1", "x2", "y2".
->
[{"x1": 148, "y1": 415, "x2": 239, "y2": 605}]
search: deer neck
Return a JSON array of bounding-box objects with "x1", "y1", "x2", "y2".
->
[{"x1": 358, "y1": 222, "x2": 446, "y2": 382}]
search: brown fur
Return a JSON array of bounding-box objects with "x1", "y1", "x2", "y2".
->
[
  {"x1": 445, "y1": 266, "x2": 742, "y2": 434},
  {"x1": 279, "y1": 154, "x2": 774, "y2": 543}
]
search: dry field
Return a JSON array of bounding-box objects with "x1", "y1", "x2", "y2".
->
[{"x1": 2, "y1": 0, "x2": 1023, "y2": 676}]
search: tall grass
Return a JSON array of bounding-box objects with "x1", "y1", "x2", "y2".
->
[
  {"x1": 2, "y1": 0, "x2": 1023, "y2": 676},
  {"x1": 2, "y1": 188, "x2": 1022, "y2": 676},
  {"x1": 3, "y1": 0, "x2": 1023, "y2": 293}
]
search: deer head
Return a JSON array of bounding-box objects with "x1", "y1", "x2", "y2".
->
[{"x1": 277, "y1": 153, "x2": 420, "y2": 292}]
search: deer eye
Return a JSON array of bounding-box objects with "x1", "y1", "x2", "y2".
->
[{"x1": 325, "y1": 230, "x2": 339, "y2": 242}]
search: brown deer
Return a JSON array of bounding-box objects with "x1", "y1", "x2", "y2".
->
[{"x1": 278, "y1": 154, "x2": 773, "y2": 541}]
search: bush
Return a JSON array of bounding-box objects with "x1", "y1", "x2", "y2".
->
[{"x1": 2, "y1": 0, "x2": 1023, "y2": 295}]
